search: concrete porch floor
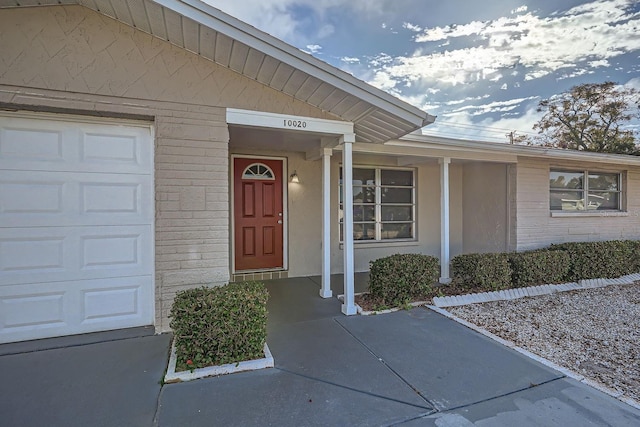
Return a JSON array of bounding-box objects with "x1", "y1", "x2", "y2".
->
[{"x1": 0, "y1": 275, "x2": 638, "y2": 426}]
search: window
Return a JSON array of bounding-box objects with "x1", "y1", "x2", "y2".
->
[
  {"x1": 339, "y1": 167, "x2": 415, "y2": 241},
  {"x1": 550, "y1": 169, "x2": 621, "y2": 211},
  {"x1": 242, "y1": 163, "x2": 275, "y2": 180}
]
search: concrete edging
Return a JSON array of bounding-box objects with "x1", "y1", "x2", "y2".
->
[
  {"x1": 432, "y1": 273, "x2": 640, "y2": 308},
  {"x1": 426, "y1": 304, "x2": 640, "y2": 411},
  {"x1": 164, "y1": 342, "x2": 274, "y2": 383},
  {"x1": 336, "y1": 292, "x2": 429, "y2": 316}
]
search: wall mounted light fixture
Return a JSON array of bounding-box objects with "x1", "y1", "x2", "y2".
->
[{"x1": 289, "y1": 170, "x2": 300, "y2": 183}]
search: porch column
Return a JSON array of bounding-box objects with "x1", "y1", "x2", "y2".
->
[
  {"x1": 320, "y1": 148, "x2": 333, "y2": 298},
  {"x1": 341, "y1": 134, "x2": 357, "y2": 315},
  {"x1": 439, "y1": 158, "x2": 451, "y2": 283}
]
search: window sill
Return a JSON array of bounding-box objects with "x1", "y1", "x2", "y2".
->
[
  {"x1": 339, "y1": 240, "x2": 421, "y2": 250},
  {"x1": 550, "y1": 211, "x2": 628, "y2": 218}
]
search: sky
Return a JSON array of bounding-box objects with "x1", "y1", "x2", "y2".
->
[{"x1": 205, "y1": 0, "x2": 640, "y2": 143}]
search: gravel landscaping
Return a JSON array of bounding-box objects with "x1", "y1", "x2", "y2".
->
[{"x1": 448, "y1": 283, "x2": 640, "y2": 403}]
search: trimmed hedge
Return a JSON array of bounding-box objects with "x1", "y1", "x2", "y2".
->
[
  {"x1": 450, "y1": 240, "x2": 640, "y2": 292},
  {"x1": 508, "y1": 250, "x2": 570, "y2": 287},
  {"x1": 169, "y1": 281, "x2": 268, "y2": 371},
  {"x1": 451, "y1": 253, "x2": 511, "y2": 290},
  {"x1": 369, "y1": 253, "x2": 439, "y2": 307},
  {"x1": 550, "y1": 240, "x2": 640, "y2": 281}
]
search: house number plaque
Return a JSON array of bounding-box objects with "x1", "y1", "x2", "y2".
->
[{"x1": 283, "y1": 119, "x2": 307, "y2": 129}]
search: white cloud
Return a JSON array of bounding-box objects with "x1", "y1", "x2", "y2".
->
[
  {"x1": 415, "y1": 20, "x2": 486, "y2": 42},
  {"x1": 305, "y1": 44, "x2": 323, "y2": 54},
  {"x1": 512, "y1": 5, "x2": 528, "y2": 14},
  {"x1": 341, "y1": 56, "x2": 360, "y2": 64},
  {"x1": 445, "y1": 96, "x2": 539, "y2": 117},
  {"x1": 372, "y1": 0, "x2": 640, "y2": 93},
  {"x1": 369, "y1": 71, "x2": 398, "y2": 91},
  {"x1": 442, "y1": 95, "x2": 490, "y2": 106},
  {"x1": 588, "y1": 59, "x2": 610, "y2": 68},
  {"x1": 403, "y1": 22, "x2": 422, "y2": 32},
  {"x1": 557, "y1": 68, "x2": 594, "y2": 80}
]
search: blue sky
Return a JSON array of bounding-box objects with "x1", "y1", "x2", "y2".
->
[{"x1": 206, "y1": 0, "x2": 640, "y2": 143}]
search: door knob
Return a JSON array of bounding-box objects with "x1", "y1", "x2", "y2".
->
[{"x1": 277, "y1": 220, "x2": 283, "y2": 224}]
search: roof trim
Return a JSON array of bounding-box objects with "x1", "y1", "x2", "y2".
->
[
  {"x1": 0, "y1": 0, "x2": 435, "y2": 142},
  {"x1": 395, "y1": 133, "x2": 640, "y2": 166},
  {"x1": 154, "y1": 0, "x2": 434, "y2": 129}
]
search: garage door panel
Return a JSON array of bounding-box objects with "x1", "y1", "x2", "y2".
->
[
  {"x1": 0, "y1": 117, "x2": 151, "y2": 174},
  {"x1": 82, "y1": 286, "x2": 140, "y2": 323},
  {"x1": 1, "y1": 171, "x2": 152, "y2": 227},
  {"x1": 81, "y1": 181, "x2": 141, "y2": 214},
  {"x1": 0, "y1": 125, "x2": 65, "y2": 162},
  {"x1": 0, "y1": 180, "x2": 64, "y2": 214},
  {"x1": 0, "y1": 276, "x2": 153, "y2": 343},
  {"x1": 1, "y1": 291, "x2": 66, "y2": 330},
  {"x1": 0, "y1": 236, "x2": 66, "y2": 273},
  {"x1": 0, "y1": 226, "x2": 152, "y2": 286},
  {"x1": 0, "y1": 113, "x2": 154, "y2": 343}
]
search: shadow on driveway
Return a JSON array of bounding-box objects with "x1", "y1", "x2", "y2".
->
[{"x1": 0, "y1": 328, "x2": 170, "y2": 427}]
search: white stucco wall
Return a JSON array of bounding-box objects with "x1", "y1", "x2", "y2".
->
[
  {"x1": 462, "y1": 162, "x2": 509, "y2": 253},
  {"x1": 229, "y1": 146, "x2": 464, "y2": 277},
  {"x1": 330, "y1": 156, "x2": 463, "y2": 274}
]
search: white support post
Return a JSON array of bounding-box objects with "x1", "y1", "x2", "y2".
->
[
  {"x1": 341, "y1": 134, "x2": 357, "y2": 315},
  {"x1": 320, "y1": 148, "x2": 333, "y2": 298},
  {"x1": 439, "y1": 158, "x2": 451, "y2": 284}
]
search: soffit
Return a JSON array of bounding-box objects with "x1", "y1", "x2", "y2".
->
[{"x1": 0, "y1": 0, "x2": 435, "y2": 143}]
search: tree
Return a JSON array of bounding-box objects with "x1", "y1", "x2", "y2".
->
[{"x1": 528, "y1": 82, "x2": 640, "y2": 155}]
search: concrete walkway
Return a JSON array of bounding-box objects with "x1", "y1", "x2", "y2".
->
[{"x1": 1, "y1": 276, "x2": 639, "y2": 426}]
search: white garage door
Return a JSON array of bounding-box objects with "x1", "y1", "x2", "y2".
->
[{"x1": 0, "y1": 113, "x2": 154, "y2": 343}]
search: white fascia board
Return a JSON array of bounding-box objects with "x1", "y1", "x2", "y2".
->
[
  {"x1": 338, "y1": 141, "x2": 518, "y2": 163},
  {"x1": 155, "y1": 0, "x2": 433, "y2": 127},
  {"x1": 395, "y1": 136, "x2": 640, "y2": 166},
  {"x1": 227, "y1": 108, "x2": 354, "y2": 135}
]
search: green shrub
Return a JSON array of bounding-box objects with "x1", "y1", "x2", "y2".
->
[
  {"x1": 169, "y1": 281, "x2": 268, "y2": 371},
  {"x1": 550, "y1": 240, "x2": 640, "y2": 281},
  {"x1": 508, "y1": 250, "x2": 571, "y2": 287},
  {"x1": 369, "y1": 254, "x2": 439, "y2": 307},
  {"x1": 451, "y1": 253, "x2": 511, "y2": 290}
]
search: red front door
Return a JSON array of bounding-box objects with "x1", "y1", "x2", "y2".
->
[{"x1": 233, "y1": 157, "x2": 284, "y2": 271}]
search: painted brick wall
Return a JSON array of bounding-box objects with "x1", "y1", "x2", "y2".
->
[{"x1": 515, "y1": 157, "x2": 640, "y2": 251}]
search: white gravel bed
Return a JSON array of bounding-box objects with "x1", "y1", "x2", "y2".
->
[{"x1": 448, "y1": 283, "x2": 640, "y2": 403}]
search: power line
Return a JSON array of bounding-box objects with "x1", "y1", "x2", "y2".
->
[
  {"x1": 421, "y1": 129, "x2": 511, "y2": 143},
  {"x1": 430, "y1": 119, "x2": 538, "y2": 135}
]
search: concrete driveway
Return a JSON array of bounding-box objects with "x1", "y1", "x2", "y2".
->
[{"x1": 1, "y1": 276, "x2": 639, "y2": 426}]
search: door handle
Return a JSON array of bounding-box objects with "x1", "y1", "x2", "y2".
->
[{"x1": 277, "y1": 220, "x2": 283, "y2": 224}]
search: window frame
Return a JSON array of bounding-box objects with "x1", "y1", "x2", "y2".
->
[
  {"x1": 549, "y1": 168, "x2": 623, "y2": 213},
  {"x1": 339, "y1": 165, "x2": 417, "y2": 242}
]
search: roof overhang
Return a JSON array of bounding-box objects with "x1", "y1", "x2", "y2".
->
[
  {"x1": 0, "y1": 0, "x2": 435, "y2": 143},
  {"x1": 395, "y1": 133, "x2": 640, "y2": 166}
]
